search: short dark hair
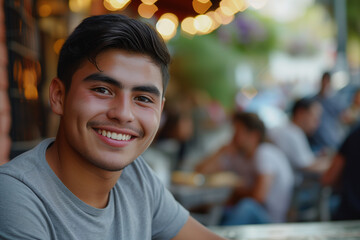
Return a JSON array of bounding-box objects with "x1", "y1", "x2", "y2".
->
[
  {"x1": 57, "y1": 14, "x2": 170, "y2": 94},
  {"x1": 291, "y1": 97, "x2": 318, "y2": 117},
  {"x1": 233, "y1": 112, "x2": 266, "y2": 142}
]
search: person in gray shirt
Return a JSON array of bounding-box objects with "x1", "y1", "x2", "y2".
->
[{"x1": 0, "y1": 14, "x2": 225, "y2": 240}]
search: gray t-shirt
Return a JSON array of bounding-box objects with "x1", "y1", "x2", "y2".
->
[{"x1": 0, "y1": 139, "x2": 189, "y2": 239}]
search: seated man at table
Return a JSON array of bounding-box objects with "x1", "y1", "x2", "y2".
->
[
  {"x1": 268, "y1": 97, "x2": 331, "y2": 174},
  {"x1": 196, "y1": 112, "x2": 294, "y2": 224},
  {"x1": 268, "y1": 97, "x2": 332, "y2": 221}
]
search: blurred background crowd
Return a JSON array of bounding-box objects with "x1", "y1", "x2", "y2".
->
[{"x1": 1, "y1": 0, "x2": 360, "y2": 227}]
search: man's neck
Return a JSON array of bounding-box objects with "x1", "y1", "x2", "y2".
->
[
  {"x1": 46, "y1": 140, "x2": 121, "y2": 209},
  {"x1": 245, "y1": 145, "x2": 257, "y2": 160}
]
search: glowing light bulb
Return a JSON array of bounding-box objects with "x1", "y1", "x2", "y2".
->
[
  {"x1": 192, "y1": 0, "x2": 212, "y2": 14},
  {"x1": 194, "y1": 14, "x2": 213, "y2": 34},
  {"x1": 69, "y1": 0, "x2": 91, "y2": 12},
  {"x1": 38, "y1": 4, "x2": 52, "y2": 17},
  {"x1": 103, "y1": 0, "x2": 131, "y2": 11},
  {"x1": 156, "y1": 13, "x2": 178, "y2": 41},
  {"x1": 181, "y1": 17, "x2": 197, "y2": 35},
  {"x1": 138, "y1": 3, "x2": 158, "y2": 18}
]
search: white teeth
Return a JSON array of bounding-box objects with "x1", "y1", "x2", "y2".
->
[
  {"x1": 111, "y1": 132, "x2": 117, "y2": 139},
  {"x1": 97, "y1": 129, "x2": 131, "y2": 141}
]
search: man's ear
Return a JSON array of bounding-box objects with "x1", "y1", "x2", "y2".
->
[
  {"x1": 49, "y1": 78, "x2": 66, "y2": 116},
  {"x1": 161, "y1": 97, "x2": 166, "y2": 112}
]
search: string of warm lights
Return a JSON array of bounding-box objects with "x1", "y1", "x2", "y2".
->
[{"x1": 66, "y1": 0, "x2": 268, "y2": 41}]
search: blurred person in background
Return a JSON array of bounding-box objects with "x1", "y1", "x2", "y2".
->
[
  {"x1": 308, "y1": 71, "x2": 345, "y2": 153},
  {"x1": 151, "y1": 98, "x2": 195, "y2": 171},
  {"x1": 268, "y1": 97, "x2": 330, "y2": 174},
  {"x1": 268, "y1": 97, "x2": 332, "y2": 221},
  {"x1": 196, "y1": 112, "x2": 294, "y2": 224},
  {"x1": 322, "y1": 125, "x2": 360, "y2": 220}
]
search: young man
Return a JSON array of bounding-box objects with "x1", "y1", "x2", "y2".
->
[
  {"x1": 196, "y1": 112, "x2": 294, "y2": 224},
  {"x1": 0, "y1": 14, "x2": 225, "y2": 240}
]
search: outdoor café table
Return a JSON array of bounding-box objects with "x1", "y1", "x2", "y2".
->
[
  {"x1": 170, "y1": 171, "x2": 238, "y2": 225},
  {"x1": 170, "y1": 171, "x2": 242, "y2": 208},
  {"x1": 210, "y1": 220, "x2": 360, "y2": 240}
]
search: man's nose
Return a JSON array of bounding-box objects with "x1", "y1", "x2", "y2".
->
[{"x1": 107, "y1": 94, "x2": 135, "y2": 123}]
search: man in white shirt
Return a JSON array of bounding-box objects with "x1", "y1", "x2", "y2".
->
[
  {"x1": 268, "y1": 97, "x2": 330, "y2": 173},
  {"x1": 196, "y1": 112, "x2": 294, "y2": 223}
]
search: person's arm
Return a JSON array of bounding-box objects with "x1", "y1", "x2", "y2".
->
[
  {"x1": 304, "y1": 155, "x2": 332, "y2": 174},
  {"x1": 321, "y1": 153, "x2": 345, "y2": 186},
  {"x1": 224, "y1": 173, "x2": 272, "y2": 206},
  {"x1": 251, "y1": 174, "x2": 273, "y2": 204},
  {"x1": 172, "y1": 216, "x2": 226, "y2": 240},
  {"x1": 195, "y1": 144, "x2": 233, "y2": 174}
]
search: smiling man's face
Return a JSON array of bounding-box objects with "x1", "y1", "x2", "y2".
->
[{"x1": 54, "y1": 49, "x2": 164, "y2": 172}]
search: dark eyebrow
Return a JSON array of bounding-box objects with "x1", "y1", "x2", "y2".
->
[
  {"x1": 133, "y1": 86, "x2": 161, "y2": 97},
  {"x1": 83, "y1": 73, "x2": 122, "y2": 88},
  {"x1": 83, "y1": 73, "x2": 161, "y2": 97}
]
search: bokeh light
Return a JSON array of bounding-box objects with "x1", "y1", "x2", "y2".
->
[
  {"x1": 181, "y1": 17, "x2": 197, "y2": 35},
  {"x1": 138, "y1": 3, "x2": 158, "y2": 19},
  {"x1": 156, "y1": 13, "x2": 179, "y2": 41},
  {"x1": 103, "y1": 0, "x2": 131, "y2": 11},
  {"x1": 192, "y1": 0, "x2": 212, "y2": 14},
  {"x1": 38, "y1": 3, "x2": 52, "y2": 17},
  {"x1": 53, "y1": 38, "x2": 65, "y2": 55},
  {"x1": 194, "y1": 14, "x2": 213, "y2": 34}
]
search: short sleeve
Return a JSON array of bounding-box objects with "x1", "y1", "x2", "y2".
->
[
  {"x1": 136, "y1": 157, "x2": 189, "y2": 240},
  {"x1": 270, "y1": 125, "x2": 314, "y2": 169},
  {"x1": 0, "y1": 174, "x2": 52, "y2": 239},
  {"x1": 256, "y1": 145, "x2": 281, "y2": 175},
  {"x1": 151, "y1": 181, "x2": 189, "y2": 240}
]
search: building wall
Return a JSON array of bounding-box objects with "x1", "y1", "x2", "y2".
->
[{"x1": 0, "y1": 0, "x2": 11, "y2": 165}]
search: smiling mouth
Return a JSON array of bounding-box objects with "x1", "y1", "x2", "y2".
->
[{"x1": 96, "y1": 129, "x2": 132, "y2": 141}]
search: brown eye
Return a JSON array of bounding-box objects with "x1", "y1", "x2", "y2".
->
[
  {"x1": 134, "y1": 96, "x2": 152, "y2": 103},
  {"x1": 93, "y1": 87, "x2": 111, "y2": 95}
]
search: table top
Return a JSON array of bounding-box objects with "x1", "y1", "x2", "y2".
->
[
  {"x1": 170, "y1": 184, "x2": 232, "y2": 209},
  {"x1": 170, "y1": 171, "x2": 241, "y2": 209},
  {"x1": 210, "y1": 220, "x2": 360, "y2": 240}
]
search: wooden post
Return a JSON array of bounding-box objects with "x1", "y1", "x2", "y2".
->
[{"x1": 0, "y1": 0, "x2": 11, "y2": 165}]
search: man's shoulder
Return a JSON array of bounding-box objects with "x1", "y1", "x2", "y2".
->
[
  {"x1": 0, "y1": 138, "x2": 53, "y2": 177},
  {"x1": 0, "y1": 168, "x2": 51, "y2": 239},
  {"x1": 0, "y1": 157, "x2": 49, "y2": 219},
  {"x1": 257, "y1": 143, "x2": 287, "y2": 163},
  {"x1": 269, "y1": 122, "x2": 290, "y2": 134},
  {"x1": 258, "y1": 142, "x2": 282, "y2": 154}
]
